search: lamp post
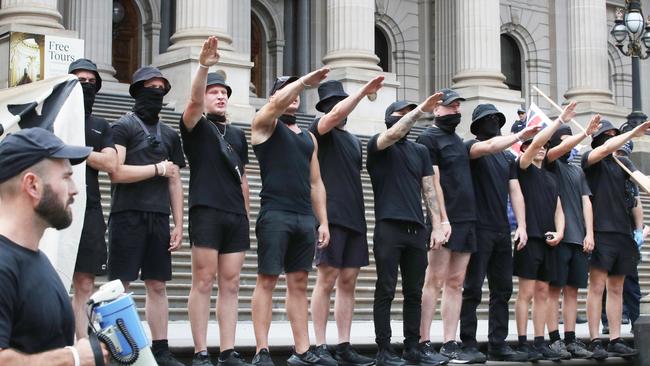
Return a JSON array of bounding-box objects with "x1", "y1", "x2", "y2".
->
[{"x1": 610, "y1": 0, "x2": 650, "y2": 130}]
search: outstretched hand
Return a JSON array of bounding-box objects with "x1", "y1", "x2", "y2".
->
[
  {"x1": 419, "y1": 92, "x2": 444, "y2": 114},
  {"x1": 302, "y1": 67, "x2": 330, "y2": 87},
  {"x1": 559, "y1": 101, "x2": 577, "y2": 123},
  {"x1": 631, "y1": 120, "x2": 650, "y2": 138},
  {"x1": 360, "y1": 75, "x2": 385, "y2": 96},
  {"x1": 585, "y1": 114, "x2": 602, "y2": 136},
  {"x1": 199, "y1": 36, "x2": 220, "y2": 67},
  {"x1": 518, "y1": 125, "x2": 542, "y2": 141}
]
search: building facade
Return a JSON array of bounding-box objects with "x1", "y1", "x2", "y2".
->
[{"x1": 2, "y1": 0, "x2": 650, "y2": 163}]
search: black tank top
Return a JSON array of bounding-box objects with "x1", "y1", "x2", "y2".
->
[{"x1": 253, "y1": 121, "x2": 314, "y2": 215}]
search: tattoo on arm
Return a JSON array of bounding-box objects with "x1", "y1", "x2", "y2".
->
[{"x1": 422, "y1": 176, "x2": 441, "y2": 223}]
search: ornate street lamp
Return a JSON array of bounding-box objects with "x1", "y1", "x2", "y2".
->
[{"x1": 610, "y1": 0, "x2": 650, "y2": 130}]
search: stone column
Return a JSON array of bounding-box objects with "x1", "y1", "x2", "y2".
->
[
  {"x1": 564, "y1": 0, "x2": 613, "y2": 103},
  {"x1": 156, "y1": 0, "x2": 254, "y2": 123},
  {"x1": 66, "y1": 0, "x2": 117, "y2": 82},
  {"x1": 450, "y1": 0, "x2": 522, "y2": 136},
  {"x1": 433, "y1": 0, "x2": 456, "y2": 90},
  {"x1": 0, "y1": 0, "x2": 63, "y2": 29},
  {"x1": 320, "y1": 0, "x2": 398, "y2": 135}
]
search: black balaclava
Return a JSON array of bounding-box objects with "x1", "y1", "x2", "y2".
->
[
  {"x1": 549, "y1": 125, "x2": 572, "y2": 162},
  {"x1": 591, "y1": 133, "x2": 614, "y2": 149},
  {"x1": 279, "y1": 114, "x2": 297, "y2": 126},
  {"x1": 133, "y1": 87, "x2": 165, "y2": 125},
  {"x1": 474, "y1": 114, "x2": 501, "y2": 141},
  {"x1": 206, "y1": 113, "x2": 226, "y2": 123},
  {"x1": 81, "y1": 82, "x2": 96, "y2": 116},
  {"x1": 435, "y1": 113, "x2": 462, "y2": 134},
  {"x1": 385, "y1": 115, "x2": 407, "y2": 143},
  {"x1": 321, "y1": 98, "x2": 348, "y2": 128}
]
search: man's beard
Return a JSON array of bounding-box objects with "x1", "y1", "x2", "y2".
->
[{"x1": 35, "y1": 184, "x2": 73, "y2": 230}]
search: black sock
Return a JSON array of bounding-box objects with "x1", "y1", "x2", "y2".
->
[
  {"x1": 534, "y1": 336, "x2": 545, "y2": 347},
  {"x1": 564, "y1": 331, "x2": 576, "y2": 343},
  {"x1": 518, "y1": 335, "x2": 527, "y2": 345},
  {"x1": 337, "y1": 342, "x2": 351, "y2": 351},
  {"x1": 220, "y1": 349, "x2": 235, "y2": 359},
  {"x1": 152, "y1": 339, "x2": 168, "y2": 353},
  {"x1": 549, "y1": 330, "x2": 561, "y2": 343}
]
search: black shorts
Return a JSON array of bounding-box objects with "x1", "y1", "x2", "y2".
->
[
  {"x1": 550, "y1": 242, "x2": 588, "y2": 289},
  {"x1": 513, "y1": 238, "x2": 555, "y2": 282},
  {"x1": 75, "y1": 208, "x2": 108, "y2": 275},
  {"x1": 314, "y1": 224, "x2": 369, "y2": 268},
  {"x1": 108, "y1": 211, "x2": 172, "y2": 282},
  {"x1": 590, "y1": 232, "x2": 639, "y2": 276},
  {"x1": 188, "y1": 206, "x2": 250, "y2": 253},
  {"x1": 444, "y1": 222, "x2": 477, "y2": 253},
  {"x1": 255, "y1": 210, "x2": 316, "y2": 275}
]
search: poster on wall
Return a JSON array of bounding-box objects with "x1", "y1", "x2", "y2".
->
[{"x1": 9, "y1": 32, "x2": 84, "y2": 87}]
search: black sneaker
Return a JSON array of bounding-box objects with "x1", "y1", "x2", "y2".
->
[
  {"x1": 193, "y1": 351, "x2": 216, "y2": 366},
  {"x1": 311, "y1": 345, "x2": 338, "y2": 366},
  {"x1": 154, "y1": 349, "x2": 186, "y2": 366},
  {"x1": 565, "y1": 340, "x2": 592, "y2": 359},
  {"x1": 419, "y1": 342, "x2": 449, "y2": 366},
  {"x1": 334, "y1": 343, "x2": 375, "y2": 366},
  {"x1": 622, "y1": 313, "x2": 630, "y2": 325},
  {"x1": 402, "y1": 345, "x2": 448, "y2": 366},
  {"x1": 587, "y1": 340, "x2": 608, "y2": 361},
  {"x1": 547, "y1": 340, "x2": 572, "y2": 360},
  {"x1": 602, "y1": 324, "x2": 610, "y2": 335},
  {"x1": 288, "y1": 350, "x2": 332, "y2": 366},
  {"x1": 375, "y1": 347, "x2": 405, "y2": 366},
  {"x1": 252, "y1": 348, "x2": 276, "y2": 366},
  {"x1": 533, "y1": 342, "x2": 562, "y2": 361},
  {"x1": 219, "y1": 351, "x2": 253, "y2": 366},
  {"x1": 576, "y1": 314, "x2": 588, "y2": 324},
  {"x1": 487, "y1": 345, "x2": 528, "y2": 362},
  {"x1": 459, "y1": 346, "x2": 485, "y2": 364},
  {"x1": 439, "y1": 341, "x2": 472, "y2": 364},
  {"x1": 516, "y1": 343, "x2": 543, "y2": 362},
  {"x1": 607, "y1": 340, "x2": 638, "y2": 358}
]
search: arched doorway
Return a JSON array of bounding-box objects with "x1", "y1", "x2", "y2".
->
[
  {"x1": 375, "y1": 26, "x2": 390, "y2": 72},
  {"x1": 500, "y1": 34, "x2": 522, "y2": 91},
  {"x1": 251, "y1": 14, "x2": 264, "y2": 97},
  {"x1": 112, "y1": 0, "x2": 140, "y2": 84}
]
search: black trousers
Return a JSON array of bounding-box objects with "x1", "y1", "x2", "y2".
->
[
  {"x1": 373, "y1": 219, "x2": 428, "y2": 349},
  {"x1": 460, "y1": 229, "x2": 513, "y2": 348}
]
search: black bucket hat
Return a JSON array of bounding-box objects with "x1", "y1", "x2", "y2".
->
[
  {"x1": 269, "y1": 76, "x2": 299, "y2": 96},
  {"x1": 439, "y1": 88, "x2": 466, "y2": 106},
  {"x1": 470, "y1": 104, "x2": 505, "y2": 135},
  {"x1": 206, "y1": 72, "x2": 232, "y2": 98},
  {"x1": 592, "y1": 120, "x2": 620, "y2": 140},
  {"x1": 68, "y1": 58, "x2": 102, "y2": 92},
  {"x1": 549, "y1": 124, "x2": 573, "y2": 148},
  {"x1": 385, "y1": 100, "x2": 418, "y2": 120},
  {"x1": 129, "y1": 66, "x2": 171, "y2": 97},
  {"x1": 315, "y1": 80, "x2": 349, "y2": 112}
]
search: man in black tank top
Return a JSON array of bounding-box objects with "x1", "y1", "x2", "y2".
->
[
  {"x1": 250, "y1": 68, "x2": 331, "y2": 366},
  {"x1": 308, "y1": 78, "x2": 384, "y2": 366},
  {"x1": 180, "y1": 37, "x2": 251, "y2": 366},
  {"x1": 67, "y1": 58, "x2": 119, "y2": 341}
]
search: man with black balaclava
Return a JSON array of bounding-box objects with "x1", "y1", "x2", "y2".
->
[
  {"x1": 541, "y1": 116, "x2": 601, "y2": 361},
  {"x1": 367, "y1": 95, "x2": 447, "y2": 366},
  {"x1": 308, "y1": 77, "x2": 383, "y2": 366},
  {"x1": 416, "y1": 88, "x2": 478, "y2": 363},
  {"x1": 180, "y1": 36, "x2": 251, "y2": 366},
  {"x1": 582, "y1": 119, "x2": 650, "y2": 360},
  {"x1": 67, "y1": 58, "x2": 118, "y2": 340},
  {"x1": 108, "y1": 66, "x2": 186, "y2": 366},
  {"x1": 458, "y1": 104, "x2": 540, "y2": 363},
  {"x1": 249, "y1": 68, "x2": 331, "y2": 366}
]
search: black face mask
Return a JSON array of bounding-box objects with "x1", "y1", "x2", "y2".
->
[
  {"x1": 133, "y1": 87, "x2": 165, "y2": 125},
  {"x1": 279, "y1": 114, "x2": 296, "y2": 126},
  {"x1": 206, "y1": 113, "x2": 226, "y2": 123},
  {"x1": 475, "y1": 115, "x2": 501, "y2": 141},
  {"x1": 385, "y1": 115, "x2": 407, "y2": 143},
  {"x1": 81, "y1": 82, "x2": 96, "y2": 116},
  {"x1": 319, "y1": 98, "x2": 342, "y2": 114},
  {"x1": 591, "y1": 133, "x2": 613, "y2": 149},
  {"x1": 435, "y1": 113, "x2": 462, "y2": 134}
]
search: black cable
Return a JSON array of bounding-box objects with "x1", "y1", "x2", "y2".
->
[{"x1": 95, "y1": 318, "x2": 140, "y2": 365}]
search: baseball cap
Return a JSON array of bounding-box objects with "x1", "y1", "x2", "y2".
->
[
  {"x1": 269, "y1": 76, "x2": 299, "y2": 96},
  {"x1": 439, "y1": 88, "x2": 466, "y2": 106},
  {"x1": 385, "y1": 100, "x2": 418, "y2": 120}
]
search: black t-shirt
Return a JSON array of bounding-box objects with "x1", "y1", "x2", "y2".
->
[
  {"x1": 111, "y1": 114, "x2": 186, "y2": 214},
  {"x1": 0, "y1": 235, "x2": 74, "y2": 353},
  {"x1": 466, "y1": 140, "x2": 517, "y2": 233},
  {"x1": 180, "y1": 116, "x2": 249, "y2": 215},
  {"x1": 416, "y1": 126, "x2": 476, "y2": 223},
  {"x1": 548, "y1": 159, "x2": 591, "y2": 245},
  {"x1": 309, "y1": 118, "x2": 365, "y2": 233},
  {"x1": 85, "y1": 115, "x2": 115, "y2": 209},
  {"x1": 367, "y1": 135, "x2": 433, "y2": 226},
  {"x1": 253, "y1": 122, "x2": 314, "y2": 215},
  {"x1": 516, "y1": 159, "x2": 559, "y2": 239},
  {"x1": 582, "y1": 152, "x2": 632, "y2": 234}
]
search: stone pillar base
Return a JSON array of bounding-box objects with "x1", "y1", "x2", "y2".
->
[
  {"x1": 631, "y1": 136, "x2": 650, "y2": 175},
  {"x1": 451, "y1": 85, "x2": 523, "y2": 137},
  {"x1": 154, "y1": 47, "x2": 255, "y2": 124},
  {"x1": 313, "y1": 67, "x2": 399, "y2": 136}
]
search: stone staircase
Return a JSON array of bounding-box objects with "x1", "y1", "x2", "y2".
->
[{"x1": 92, "y1": 93, "x2": 650, "y2": 322}]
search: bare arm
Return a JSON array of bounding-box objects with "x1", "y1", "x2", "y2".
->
[
  {"x1": 317, "y1": 76, "x2": 384, "y2": 135},
  {"x1": 422, "y1": 175, "x2": 446, "y2": 249},
  {"x1": 547, "y1": 114, "x2": 601, "y2": 162},
  {"x1": 375, "y1": 92, "x2": 443, "y2": 151},
  {"x1": 508, "y1": 179, "x2": 528, "y2": 249},
  {"x1": 469, "y1": 125, "x2": 541, "y2": 159},
  {"x1": 251, "y1": 67, "x2": 330, "y2": 145},
  {"x1": 520, "y1": 101, "x2": 576, "y2": 169},
  {"x1": 0, "y1": 338, "x2": 108, "y2": 366},
  {"x1": 633, "y1": 197, "x2": 643, "y2": 231},
  {"x1": 108, "y1": 145, "x2": 176, "y2": 184},
  {"x1": 168, "y1": 169, "x2": 184, "y2": 251},
  {"x1": 86, "y1": 147, "x2": 118, "y2": 174},
  {"x1": 182, "y1": 37, "x2": 220, "y2": 131},
  {"x1": 241, "y1": 167, "x2": 250, "y2": 216},
  {"x1": 546, "y1": 197, "x2": 565, "y2": 246},
  {"x1": 585, "y1": 120, "x2": 650, "y2": 167},
  {"x1": 309, "y1": 134, "x2": 330, "y2": 248},
  {"x1": 582, "y1": 196, "x2": 595, "y2": 252}
]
